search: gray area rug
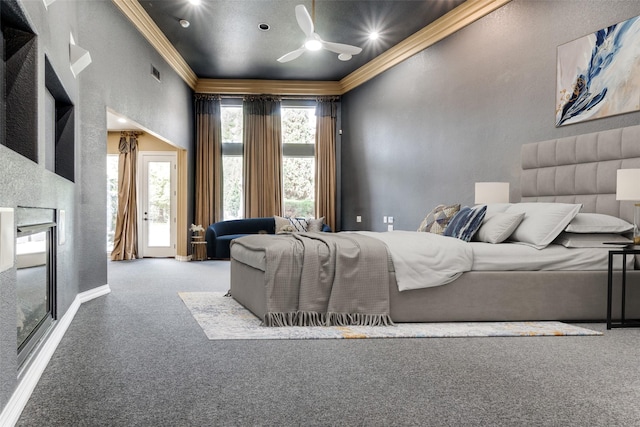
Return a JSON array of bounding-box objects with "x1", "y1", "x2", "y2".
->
[{"x1": 179, "y1": 291, "x2": 602, "y2": 339}]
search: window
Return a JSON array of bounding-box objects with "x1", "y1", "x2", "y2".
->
[
  {"x1": 220, "y1": 102, "x2": 317, "y2": 220},
  {"x1": 221, "y1": 104, "x2": 243, "y2": 220},
  {"x1": 282, "y1": 106, "x2": 315, "y2": 218}
]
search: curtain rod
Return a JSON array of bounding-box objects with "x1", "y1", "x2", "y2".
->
[{"x1": 216, "y1": 95, "x2": 335, "y2": 101}]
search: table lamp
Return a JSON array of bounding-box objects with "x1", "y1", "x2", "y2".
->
[
  {"x1": 475, "y1": 182, "x2": 510, "y2": 204},
  {"x1": 616, "y1": 169, "x2": 640, "y2": 245}
]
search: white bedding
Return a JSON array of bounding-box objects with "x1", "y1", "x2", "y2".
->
[
  {"x1": 360, "y1": 231, "x2": 634, "y2": 292},
  {"x1": 470, "y1": 241, "x2": 635, "y2": 271},
  {"x1": 357, "y1": 231, "x2": 473, "y2": 291},
  {"x1": 230, "y1": 231, "x2": 635, "y2": 294}
]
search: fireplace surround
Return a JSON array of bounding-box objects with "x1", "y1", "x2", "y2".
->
[{"x1": 15, "y1": 207, "x2": 57, "y2": 367}]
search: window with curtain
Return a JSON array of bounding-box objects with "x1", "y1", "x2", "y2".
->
[
  {"x1": 282, "y1": 105, "x2": 316, "y2": 218},
  {"x1": 219, "y1": 99, "x2": 319, "y2": 220},
  {"x1": 221, "y1": 102, "x2": 243, "y2": 220}
]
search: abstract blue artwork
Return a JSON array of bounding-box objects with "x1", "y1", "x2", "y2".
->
[{"x1": 556, "y1": 15, "x2": 640, "y2": 126}]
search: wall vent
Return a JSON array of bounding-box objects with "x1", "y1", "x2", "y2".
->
[{"x1": 151, "y1": 65, "x2": 161, "y2": 82}]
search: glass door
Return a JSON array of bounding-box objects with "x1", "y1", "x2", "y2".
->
[{"x1": 139, "y1": 153, "x2": 176, "y2": 257}]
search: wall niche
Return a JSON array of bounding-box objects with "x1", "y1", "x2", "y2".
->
[
  {"x1": 45, "y1": 57, "x2": 75, "y2": 182},
  {"x1": 1, "y1": 0, "x2": 37, "y2": 162}
]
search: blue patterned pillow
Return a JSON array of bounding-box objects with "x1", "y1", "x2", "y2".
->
[{"x1": 443, "y1": 205, "x2": 487, "y2": 242}]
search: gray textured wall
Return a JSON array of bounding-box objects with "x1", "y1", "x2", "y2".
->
[
  {"x1": 340, "y1": 0, "x2": 640, "y2": 232},
  {"x1": 0, "y1": 0, "x2": 193, "y2": 411}
]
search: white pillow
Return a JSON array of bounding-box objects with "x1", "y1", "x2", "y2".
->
[
  {"x1": 475, "y1": 212, "x2": 525, "y2": 244},
  {"x1": 554, "y1": 232, "x2": 632, "y2": 248},
  {"x1": 484, "y1": 203, "x2": 513, "y2": 216},
  {"x1": 565, "y1": 213, "x2": 633, "y2": 234},
  {"x1": 505, "y1": 203, "x2": 582, "y2": 249}
]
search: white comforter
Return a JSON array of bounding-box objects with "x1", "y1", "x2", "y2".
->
[{"x1": 357, "y1": 230, "x2": 474, "y2": 291}]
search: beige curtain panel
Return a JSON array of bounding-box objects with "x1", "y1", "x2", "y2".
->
[
  {"x1": 243, "y1": 95, "x2": 283, "y2": 218},
  {"x1": 194, "y1": 94, "x2": 223, "y2": 233},
  {"x1": 315, "y1": 97, "x2": 339, "y2": 232},
  {"x1": 111, "y1": 132, "x2": 139, "y2": 261}
]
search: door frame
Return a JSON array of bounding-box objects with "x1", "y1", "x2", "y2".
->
[{"x1": 138, "y1": 151, "x2": 177, "y2": 257}]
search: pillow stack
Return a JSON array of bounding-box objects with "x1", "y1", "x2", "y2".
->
[
  {"x1": 418, "y1": 202, "x2": 633, "y2": 249},
  {"x1": 554, "y1": 213, "x2": 633, "y2": 248}
]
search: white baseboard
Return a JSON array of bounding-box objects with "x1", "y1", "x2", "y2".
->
[
  {"x1": 0, "y1": 284, "x2": 111, "y2": 427},
  {"x1": 176, "y1": 254, "x2": 192, "y2": 262}
]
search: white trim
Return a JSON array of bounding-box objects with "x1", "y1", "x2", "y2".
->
[
  {"x1": 175, "y1": 254, "x2": 192, "y2": 262},
  {"x1": 0, "y1": 285, "x2": 111, "y2": 426}
]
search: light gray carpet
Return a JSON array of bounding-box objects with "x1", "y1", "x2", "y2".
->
[{"x1": 16, "y1": 258, "x2": 640, "y2": 426}]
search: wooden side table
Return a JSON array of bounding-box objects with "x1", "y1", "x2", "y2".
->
[
  {"x1": 607, "y1": 247, "x2": 640, "y2": 329},
  {"x1": 191, "y1": 235, "x2": 207, "y2": 261}
]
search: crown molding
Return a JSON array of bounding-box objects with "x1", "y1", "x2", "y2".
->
[
  {"x1": 111, "y1": 0, "x2": 198, "y2": 89},
  {"x1": 114, "y1": 0, "x2": 510, "y2": 95},
  {"x1": 340, "y1": 0, "x2": 512, "y2": 92},
  {"x1": 195, "y1": 79, "x2": 343, "y2": 96}
]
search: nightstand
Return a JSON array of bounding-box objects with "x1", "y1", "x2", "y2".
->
[
  {"x1": 191, "y1": 235, "x2": 207, "y2": 261},
  {"x1": 607, "y1": 247, "x2": 640, "y2": 329}
]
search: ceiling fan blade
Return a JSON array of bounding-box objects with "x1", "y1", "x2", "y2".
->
[
  {"x1": 295, "y1": 5, "x2": 314, "y2": 37},
  {"x1": 321, "y1": 41, "x2": 362, "y2": 56},
  {"x1": 277, "y1": 47, "x2": 306, "y2": 63}
]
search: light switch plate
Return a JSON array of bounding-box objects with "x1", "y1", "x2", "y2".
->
[{"x1": 0, "y1": 208, "x2": 15, "y2": 273}]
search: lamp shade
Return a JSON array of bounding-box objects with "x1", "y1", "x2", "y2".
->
[
  {"x1": 616, "y1": 169, "x2": 640, "y2": 200},
  {"x1": 475, "y1": 182, "x2": 509, "y2": 204}
]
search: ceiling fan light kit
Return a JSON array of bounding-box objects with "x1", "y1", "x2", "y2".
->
[
  {"x1": 304, "y1": 39, "x2": 322, "y2": 51},
  {"x1": 277, "y1": 3, "x2": 362, "y2": 63}
]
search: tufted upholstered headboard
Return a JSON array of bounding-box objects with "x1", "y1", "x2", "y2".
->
[{"x1": 521, "y1": 124, "x2": 640, "y2": 224}]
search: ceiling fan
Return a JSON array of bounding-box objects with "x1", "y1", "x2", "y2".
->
[{"x1": 277, "y1": 2, "x2": 363, "y2": 63}]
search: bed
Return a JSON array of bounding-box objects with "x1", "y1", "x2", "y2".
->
[{"x1": 230, "y1": 124, "x2": 640, "y2": 324}]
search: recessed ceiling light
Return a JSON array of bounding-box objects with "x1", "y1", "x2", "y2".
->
[
  {"x1": 179, "y1": 19, "x2": 190, "y2": 28},
  {"x1": 188, "y1": 0, "x2": 201, "y2": 5},
  {"x1": 369, "y1": 32, "x2": 379, "y2": 41},
  {"x1": 258, "y1": 23, "x2": 270, "y2": 31},
  {"x1": 117, "y1": 118, "x2": 127, "y2": 124}
]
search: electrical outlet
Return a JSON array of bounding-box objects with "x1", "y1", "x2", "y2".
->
[
  {"x1": 388, "y1": 216, "x2": 394, "y2": 224},
  {"x1": 356, "y1": 215, "x2": 362, "y2": 223},
  {"x1": 387, "y1": 224, "x2": 394, "y2": 232}
]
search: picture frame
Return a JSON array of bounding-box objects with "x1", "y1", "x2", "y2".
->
[{"x1": 556, "y1": 15, "x2": 640, "y2": 126}]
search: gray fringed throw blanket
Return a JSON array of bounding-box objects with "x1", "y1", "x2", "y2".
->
[{"x1": 234, "y1": 232, "x2": 393, "y2": 327}]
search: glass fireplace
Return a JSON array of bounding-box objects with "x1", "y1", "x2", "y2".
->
[{"x1": 16, "y1": 207, "x2": 57, "y2": 367}]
